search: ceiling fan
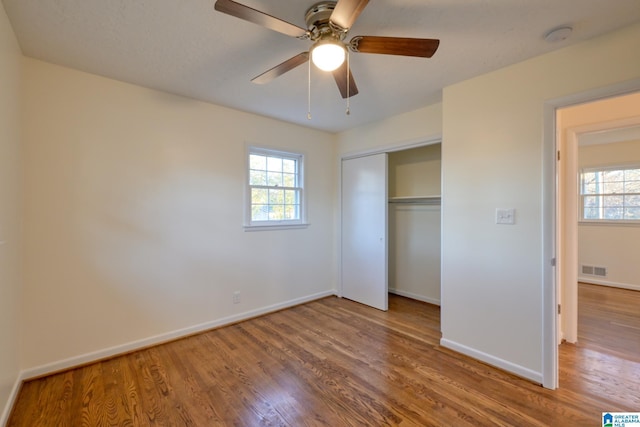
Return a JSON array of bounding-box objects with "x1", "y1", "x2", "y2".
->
[{"x1": 214, "y1": 0, "x2": 440, "y2": 99}]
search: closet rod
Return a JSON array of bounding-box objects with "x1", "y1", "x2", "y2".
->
[{"x1": 388, "y1": 197, "x2": 441, "y2": 205}]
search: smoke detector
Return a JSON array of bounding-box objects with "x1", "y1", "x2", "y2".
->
[{"x1": 544, "y1": 26, "x2": 573, "y2": 43}]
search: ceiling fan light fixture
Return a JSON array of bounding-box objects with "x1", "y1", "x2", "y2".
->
[{"x1": 311, "y1": 39, "x2": 346, "y2": 72}]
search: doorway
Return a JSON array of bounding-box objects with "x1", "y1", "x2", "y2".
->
[
  {"x1": 543, "y1": 79, "x2": 640, "y2": 389},
  {"x1": 556, "y1": 92, "x2": 640, "y2": 345},
  {"x1": 388, "y1": 144, "x2": 442, "y2": 306},
  {"x1": 553, "y1": 90, "x2": 640, "y2": 387}
]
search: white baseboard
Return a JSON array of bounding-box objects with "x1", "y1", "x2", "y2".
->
[
  {"x1": 388, "y1": 288, "x2": 440, "y2": 306},
  {"x1": 440, "y1": 338, "x2": 543, "y2": 385},
  {"x1": 21, "y1": 290, "x2": 336, "y2": 381},
  {"x1": 1, "y1": 371, "x2": 25, "y2": 427},
  {"x1": 578, "y1": 277, "x2": 640, "y2": 292}
]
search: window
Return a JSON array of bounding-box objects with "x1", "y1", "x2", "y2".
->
[
  {"x1": 580, "y1": 165, "x2": 640, "y2": 221},
  {"x1": 246, "y1": 147, "x2": 306, "y2": 229}
]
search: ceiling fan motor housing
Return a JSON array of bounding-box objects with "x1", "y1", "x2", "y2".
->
[{"x1": 305, "y1": 1, "x2": 344, "y2": 41}]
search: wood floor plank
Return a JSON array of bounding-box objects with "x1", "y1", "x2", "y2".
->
[{"x1": 8, "y1": 283, "x2": 640, "y2": 426}]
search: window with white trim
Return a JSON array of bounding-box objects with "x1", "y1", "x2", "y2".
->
[
  {"x1": 580, "y1": 165, "x2": 640, "y2": 221},
  {"x1": 246, "y1": 147, "x2": 305, "y2": 228}
]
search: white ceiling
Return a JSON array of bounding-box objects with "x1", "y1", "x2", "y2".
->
[{"x1": 3, "y1": 0, "x2": 640, "y2": 133}]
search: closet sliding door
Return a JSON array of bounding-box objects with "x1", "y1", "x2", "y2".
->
[{"x1": 341, "y1": 153, "x2": 388, "y2": 311}]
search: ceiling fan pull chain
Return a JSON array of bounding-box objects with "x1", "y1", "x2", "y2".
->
[
  {"x1": 346, "y1": 50, "x2": 351, "y2": 116},
  {"x1": 307, "y1": 57, "x2": 312, "y2": 120}
]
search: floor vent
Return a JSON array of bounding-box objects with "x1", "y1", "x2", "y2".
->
[{"x1": 581, "y1": 265, "x2": 607, "y2": 277}]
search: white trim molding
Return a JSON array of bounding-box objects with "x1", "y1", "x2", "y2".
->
[
  {"x1": 578, "y1": 277, "x2": 640, "y2": 292},
  {"x1": 20, "y1": 290, "x2": 336, "y2": 381},
  {"x1": 440, "y1": 338, "x2": 543, "y2": 385},
  {"x1": 389, "y1": 288, "x2": 440, "y2": 306},
  {"x1": 1, "y1": 373, "x2": 25, "y2": 426},
  {"x1": 341, "y1": 135, "x2": 442, "y2": 161}
]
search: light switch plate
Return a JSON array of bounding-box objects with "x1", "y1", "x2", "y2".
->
[{"x1": 496, "y1": 208, "x2": 516, "y2": 225}]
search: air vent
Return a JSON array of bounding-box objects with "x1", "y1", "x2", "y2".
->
[
  {"x1": 581, "y1": 264, "x2": 607, "y2": 277},
  {"x1": 593, "y1": 267, "x2": 607, "y2": 277}
]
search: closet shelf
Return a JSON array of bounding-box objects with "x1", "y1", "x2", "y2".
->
[{"x1": 388, "y1": 196, "x2": 441, "y2": 205}]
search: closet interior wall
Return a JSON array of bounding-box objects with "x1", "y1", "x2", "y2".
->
[{"x1": 388, "y1": 144, "x2": 442, "y2": 305}]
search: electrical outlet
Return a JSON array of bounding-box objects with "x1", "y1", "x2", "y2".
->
[
  {"x1": 496, "y1": 208, "x2": 516, "y2": 225},
  {"x1": 233, "y1": 291, "x2": 241, "y2": 304}
]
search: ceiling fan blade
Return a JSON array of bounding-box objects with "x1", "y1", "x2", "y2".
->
[
  {"x1": 351, "y1": 36, "x2": 440, "y2": 58},
  {"x1": 330, "y1": 0, "x2": 369, "y2": 31},
  {"x1": 332, "y1": 62, "x2": 359, "y2": 98},
  {"x1": 251, "y1": 52, "x2": 309, "y2": 84},
  {"x1": 214, "y1": 0, "x2": 308, "y2": 38}
]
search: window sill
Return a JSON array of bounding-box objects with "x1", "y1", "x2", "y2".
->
[
  {"x1": 579, "y1": 220, "x2": 640, "y2": 227},
  {"x1": 244, "y1": 223, "x2": 310, "y2": 232}
]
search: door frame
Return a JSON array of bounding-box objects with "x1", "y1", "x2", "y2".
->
[
  {"x1": 542, "y1": 78, "x2": 640, "y2": 389},
  {"x1": 338, "y1": 135, "x2": 442, "y2": 299},
  {"x1": 559, "y1": 114, "x2": 640, "y2": 345}
]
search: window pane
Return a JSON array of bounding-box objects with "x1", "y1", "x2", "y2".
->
[
  {"x1": 251, "y1": 205, "x2": 269, "y2": 221},
  {"x1": 283, "y1": 159, "x2": 296, "y2": 173},
  {"x1": 583, "y1": 195, "x2": 599, "y2": 208},
  {"x1": 284, "y1": 205, "x2": 299, "y2": 220},
  {"x1": 603, "y1": 207, "x2": 623, "y2": 219},
  {"x1": 251, "y1": 188, "x2": 268, "y2": 204},
  {"x1": 267, "y1": 172, "x2": 283, "y2": 187},
  {"x1": 269, "y1": 205, "x2": 284, "y2": 220},
  {"x1": 625, "y1": 207, "x2": 640, "y2": 219},
  {"x1": 283, "y1": 173, "x2": 296, "y2": 187},
  {"x1": 603, "y1": 181, "x2": 624, "y2": 194},
  {"x1": 267, "y1": 156, "x2": 282, "y2": 172},
  {"x1": 582, "y1": 182, "x2": 598, "y2": 195},
  {"x1": 603, "y1": 195, "x2": 623, "y2": 207},
  {"x1": 284, "y1": 189, "x2": 298, "y2": 205},
  {"x1": 250, "y1": 154, "x2": 266, "y2": 170},
  {"x1": 582, "y1": 172, "x2": 597, "y2": 194},
  {"x1": 625, "y1": 169, "x2": 640, "y2": 181},
  {"x1": 625, "y1": 180, "x2": 640, "y2": 193},
  {"x1": 584, "y1": 207, "x2": 600, "y2": 219},
  {"x1": 625, "y1": 195, "x2": 640, "y2": 207},
  {"x1": 603, "y1": 170, "x2": 624, "y2": 182},
  {"x1": 582, "y1": 171, "x2": 595, "y2": 180},
  {"x1": 250, "y1": 170, "x2": 267, "y2": 185},
  {"x1": 269, "y1": 189, "x2": 284, "y2": 204}
]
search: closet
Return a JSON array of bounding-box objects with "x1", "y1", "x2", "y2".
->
[
  {"x1": 341, "y1": 142, "x2": 441, "y2": 310},
  {"x1": 388, "y1": 144, "x2": 441, "y2": 305}
]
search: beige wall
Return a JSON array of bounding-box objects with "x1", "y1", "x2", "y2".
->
[
  {"x1": 578, "y1": 139, "x2": 640, "y2": 290},
  {"x1": 21, "y1": 58, "x2": 337, "y2": 371},
  {"x1": 441, "y1": 22, "x2": 640, "y2": 383},
  {"x1": 0, "y1": 3, "x2": 22, "y2": 422},
  {"x1": 337, "y1": 103, "x2": 443, "y2": 155},
  {"x1": 388, "y1": 144, "x2": 442, "y2": 198}
]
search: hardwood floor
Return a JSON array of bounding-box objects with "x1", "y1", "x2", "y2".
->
[
  {"x1": 558, "y1": 283, "x2": 640, "y2": 415},
  {"x1": 8, "y1": 284, "x2": 640, "y2": 426}
]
